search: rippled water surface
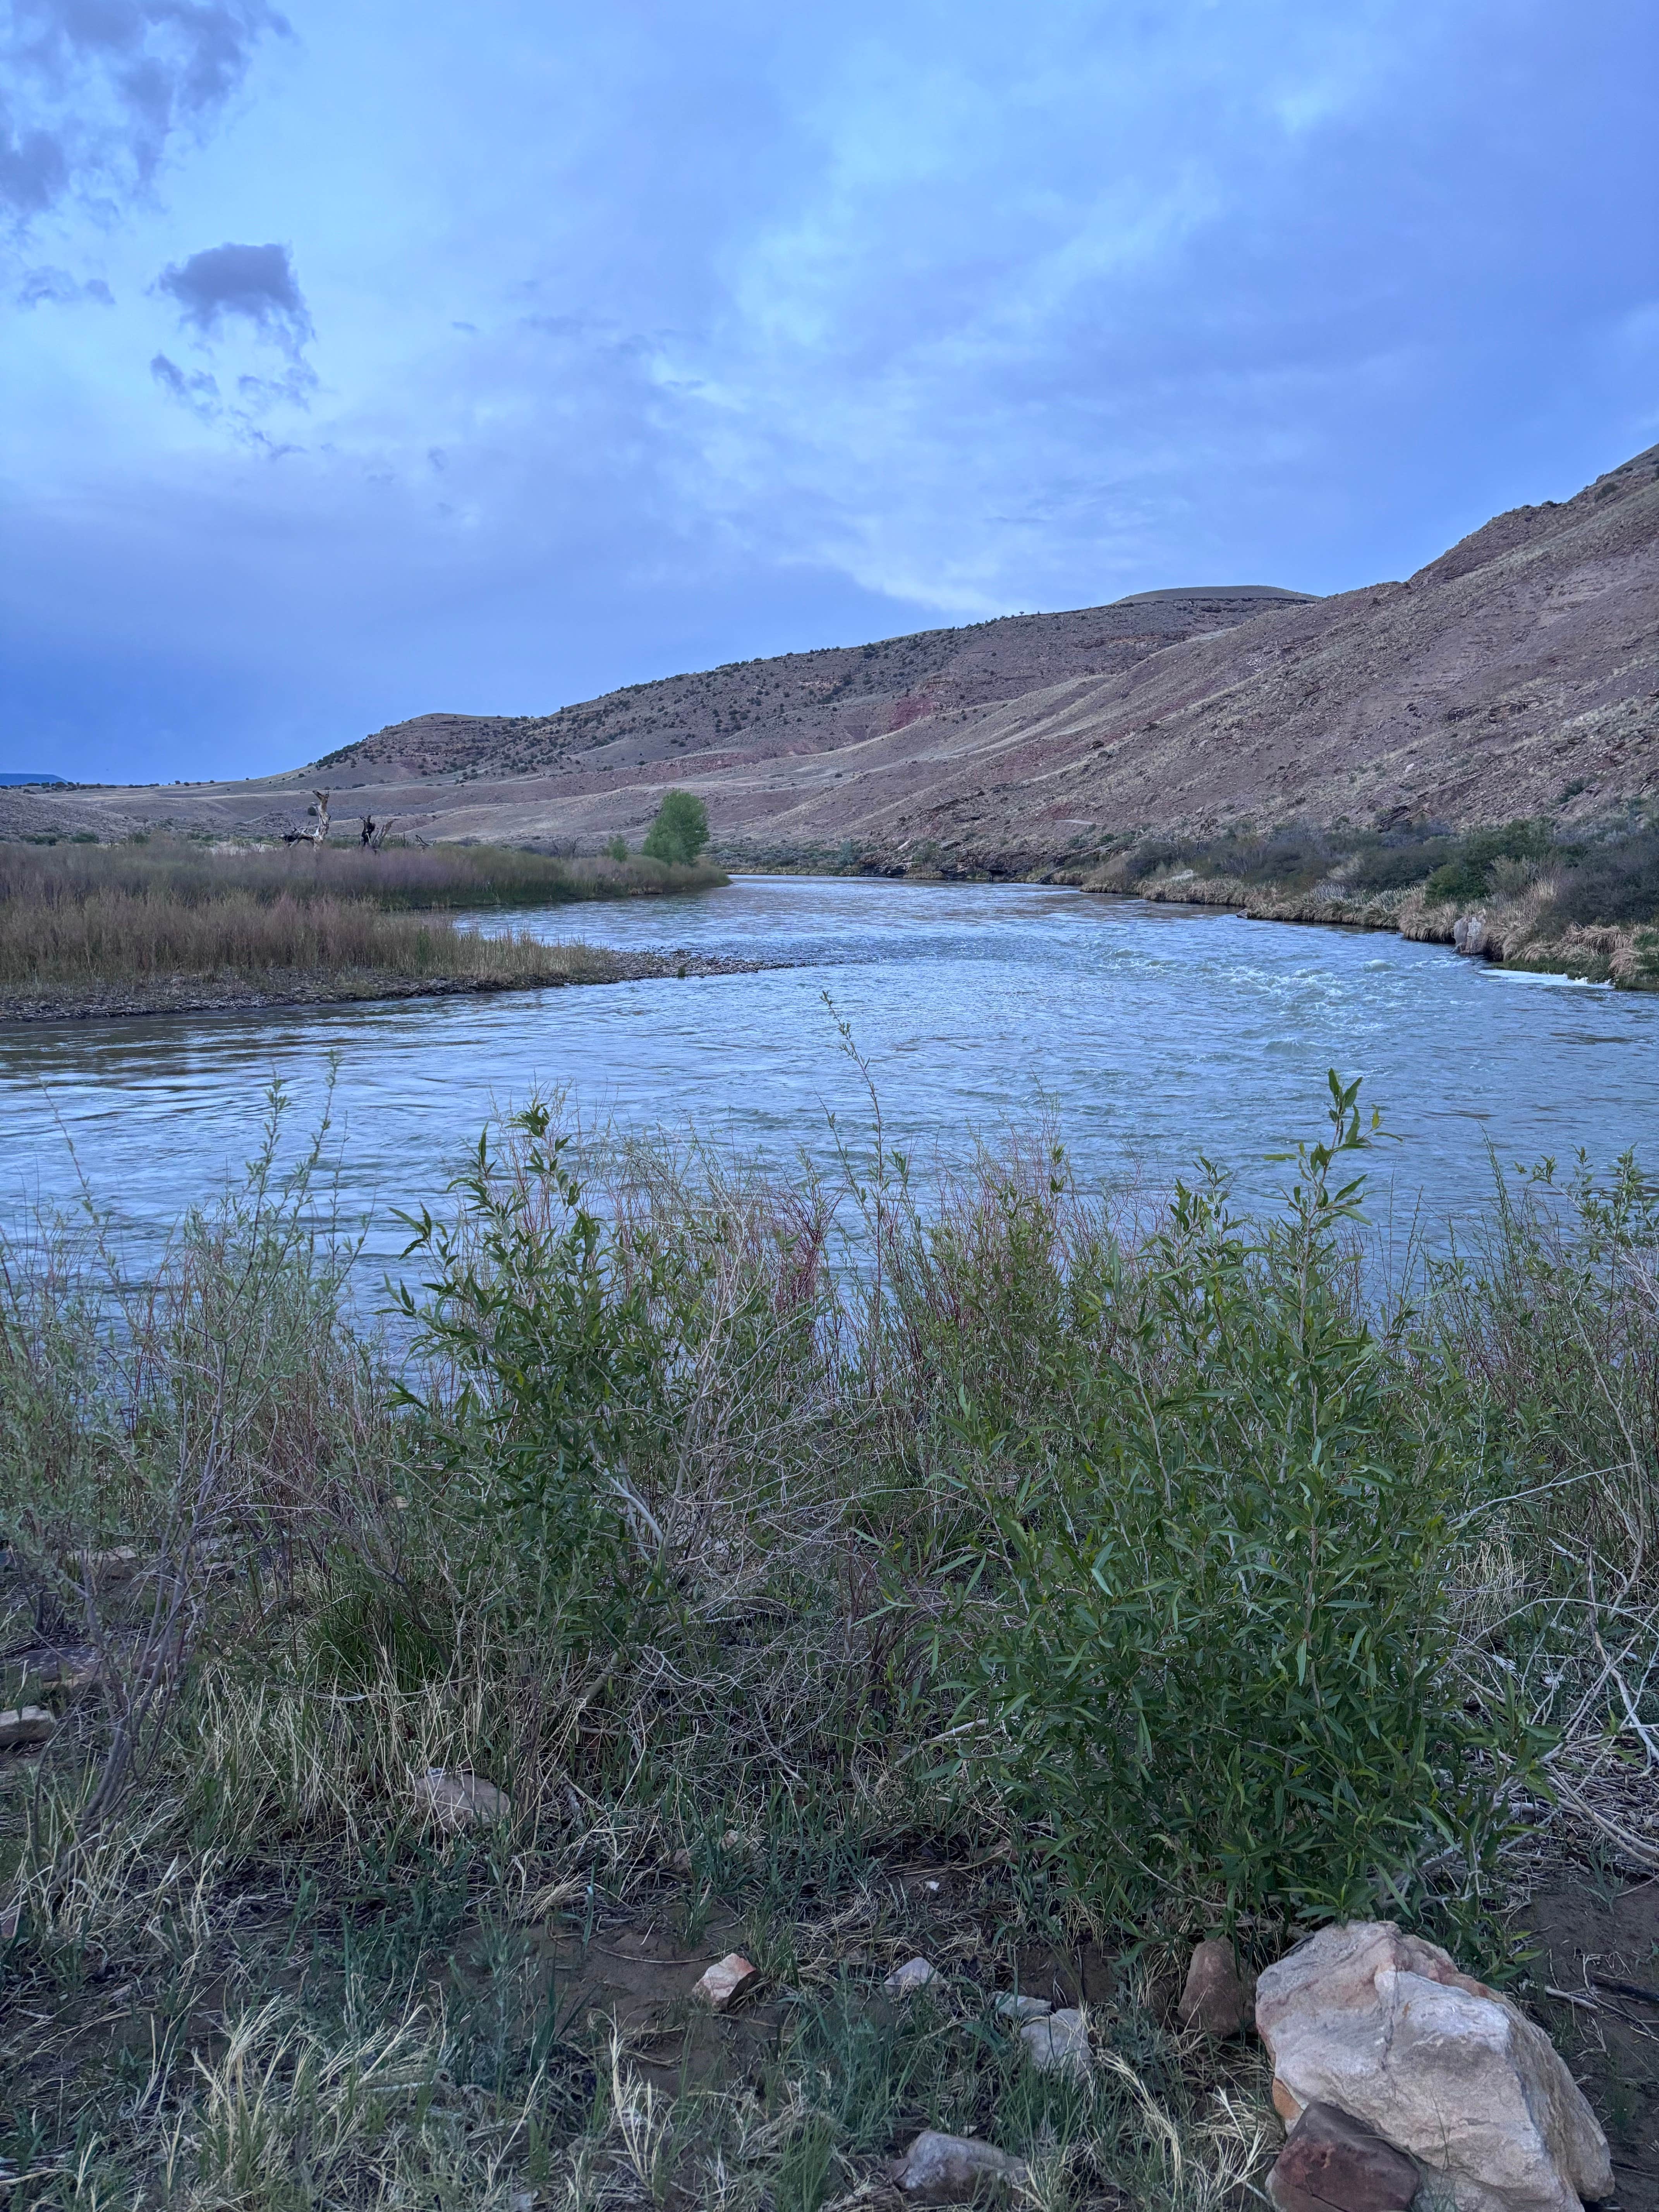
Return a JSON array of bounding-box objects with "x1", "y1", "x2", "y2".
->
[{"x1": 4, "y1": 876, "x2": 1657, "y2": 1271}]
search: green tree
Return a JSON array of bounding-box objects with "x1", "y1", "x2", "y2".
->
[
  {"x1": 641, "y1": 791, "x2": 709, "y2": 866},
  {"x1": 605, "y1": 834, "x2": 629, "y2": 862}
]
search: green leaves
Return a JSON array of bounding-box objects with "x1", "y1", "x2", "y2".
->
[
  {"x1": 951, "y1": 1084, "x2": 1543, "y2": 1940},
  {"x1": 641, "y1": 790, "x2": 711, "y2": 867},
  {"x1": 391, "y1": 1103, "x2": 677, "y2": 1626}
]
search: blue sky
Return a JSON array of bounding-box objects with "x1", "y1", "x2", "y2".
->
[{"x1": 3, "y1": 0, "x2": 1656, "y2": 783}]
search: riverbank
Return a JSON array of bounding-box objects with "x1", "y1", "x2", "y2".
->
[
  {"x1": 0, "y1": 945, "x2": 774, "y2": 1025},
  {"x1": 1, "y1": 1088, "x2": 1654, "y2": 2209}
]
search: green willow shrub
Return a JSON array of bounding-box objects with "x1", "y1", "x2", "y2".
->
[
  {"x1": 393, "y1": 1104, "x2": 680, "y2": 1633},
  {"x1": 955, "y1": 1077, "x2": 1549, "y2": 1936},
  {"x1": 642, "y1": 790, "x2": 710, "y2": 866}
]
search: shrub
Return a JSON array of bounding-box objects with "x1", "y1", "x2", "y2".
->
[
  {"x1": 605, "y1": 834, "x2": 630, "y2": 862},
  {"x1": 642, "y1": 790, "x2": 711, "y2": 866},
  {"x1": 1549, "y1": 824, "x2": 1659, "y2": 929},
  {"x1": 1423, "y1": 820, "x2": 1553, "y2": 907},
  {"x1": 953, "y1": 1077, "x2": 1546, "y2": 1936}
]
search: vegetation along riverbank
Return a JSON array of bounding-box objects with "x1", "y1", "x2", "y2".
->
[
  {"x1": 2, "y1": 1076, "x2": 1655, "y2": 2205},
  {"x1": 1075, "y1": 810, "x2": 1659, "y2": 987},
  {"x1": 0, "y1": 814, "x2": 732, "y2": 1023}
]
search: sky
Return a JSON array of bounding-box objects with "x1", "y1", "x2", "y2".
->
[{"x1": 2, "y1": 0, "x2": 1656, "y2": 784}]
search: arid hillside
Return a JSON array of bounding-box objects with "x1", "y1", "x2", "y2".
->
[{"x1": 7, "y1": 447, "x2": 1655, "y2": 872}]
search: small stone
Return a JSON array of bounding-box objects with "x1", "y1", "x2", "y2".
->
[
  {"x1": 410, "y1": 1767, "x2": 509, "y2": 1829},
  {"x1": 670, "y1": 1846, "x2": 695, "y2": 1875},
  {"x1": 29, "y1": 1655, "x2": 101, "y2": 1696},
  {"x1": 884, "y1": 1956, "x2": 941, "y2": 1998},
  {"x1": 1269, "y1": 2102, "x2": 1419, "y2": 2212},
  {"x1": 74, "y1": 1547, "x2": 140, "y2": 1584},
  {"x1": 993, "y1": 1992, "x2": 1052, "y2": 2022},
  {"x1": 891, "y1": 2130, "x2": 1028, "y2": 2202},
  {"x1": 0, "y1": 1706, "x2": 55, "y2": 1752},
  {"x1": 692, "y1": 1952, "x2": 759, "y2": 2010},
  {"x1": 1177, "y1": 1937, "x2": 1253, "y2": 2037},
  {"x1": 1019, "y1": 2004, "x2": 1090, "y2": 2080}
]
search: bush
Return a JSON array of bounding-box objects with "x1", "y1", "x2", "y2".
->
[
  {"x1": 953, "y1": 1077, "x2": 1545, "y2": 1936},
  {"x1": 642, "y1": 790, "x2": 711, "y2": 866},
  {"x1": 1423, "y1": 820, "x2": 1553, "y2": 907},
  {"x1": 1549, "y1": 824, "x2": 1659, "y2": 929},
  {"x1": 605, "y1": 834, "x2": 629, "y2": 862}
]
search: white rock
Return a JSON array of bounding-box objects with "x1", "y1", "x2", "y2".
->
[
  {"x1": 0, "y1": 1706, "x2": 55, "y2": 1752},
  {"x1": 411, "y1": 1767, "x2": 509, "y2": 1829},
  {"x1": 1019, "y1": 2005, "x2": 1090, "y2": 2080},
  {"x1": 1255, "y1": 1921, "x2": 1613, "y2": 2212},
  {"x1": 884, "y1": 1956, "x2": 941, "y2": 1998},
  {"x1": 692, "y1": 1952, "x2": 759, "y2": 2010},
  {"x1": 993, "y1": 1992, "x2": 1052, "y2": 2022},
  {"x1": 891, "y1": 2130, "x2": 1027, "y2": 2202}
]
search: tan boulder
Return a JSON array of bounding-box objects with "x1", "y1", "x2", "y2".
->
[{"x1": 1255, "y1": 1921, "x2": 1612, "y2": 2212}]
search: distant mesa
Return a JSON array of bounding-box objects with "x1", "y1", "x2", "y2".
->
[
  {"x1": 0, "y1": 772, "x2": 66, "y2": 786},
  {"x1": 1111, "y1": 584, "x2": 1317, "y2": 605}
]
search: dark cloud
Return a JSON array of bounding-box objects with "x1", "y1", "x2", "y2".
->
[
  {"x1": 15, "y1": 263, "x2": 113, "y2": 305},
  {"x1": 150, "y1": 349, "x2": 219, "y2": 416},
  {"x1": 0, "y1": 0, "x2": 288, "y2": 224},
  {"x1": 156, "y1": 239, "x2": 312, "y2": 355}
]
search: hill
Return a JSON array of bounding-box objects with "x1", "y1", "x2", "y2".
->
[{"x1": 4, "y1": 448, "x2": 1654, "y2": 869}]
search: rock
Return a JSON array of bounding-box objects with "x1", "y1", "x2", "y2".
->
[
  {"x1": 1255, "y1": 1920, "x2": 1613, "y2": 2212},
  {"x1": 73, "y1": 1547, "x2": 141, "y2": 1584},
  {"x1": 26, "y1": 1654, "x2": 101, "y2": 1696},
  {"x1": 410, "y1": 1767, "x2": 509, "y2": 1829},
  {"x1": 692, "y1": 1952, "x2": 759, "y2": 2010},
  {"x1": 994, "y1": 1992, "x2": 1052, "y2": 2023},
  {"x1": 1268, "y1": 2102, "x2": 1420, "y2": 2212},
  {"x1": 884, "y1": 1956, "x2": 941, "y2": 1998},
  {"x1": 1177, "y1": 1938, "x2": 1253, "y2": 2036},
  {"x1": 0, "y1": 1706, "x2": 55, "y2": 1752},
  {"x1": 891, "y1": 2130, "x2": 1027, "y2": 2202},
  {"x1": 1019, "y1": 2004, "x2": 1091, "y2": 2080}
]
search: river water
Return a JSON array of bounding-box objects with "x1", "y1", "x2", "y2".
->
[{"x1": 3, "y1": 877, "x2": 1656, "y2": 1274}]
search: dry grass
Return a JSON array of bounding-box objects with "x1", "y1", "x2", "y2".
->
[{"x1": 0, "y1": 835, "x2": 725, "y2": 990}]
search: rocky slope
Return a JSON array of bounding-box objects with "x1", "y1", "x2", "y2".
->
[{"x1": 6, "y1": 449, "x2": 1655, "y2": 868}]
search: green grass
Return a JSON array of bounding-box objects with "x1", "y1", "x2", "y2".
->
[{"x1": 1, "y1": 1075, "x2": 1653, "y2": 2207}]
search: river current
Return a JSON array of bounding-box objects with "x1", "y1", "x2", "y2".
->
[{"x1": 3, "y1": 877, "x2": 1656, "y2": 1274}]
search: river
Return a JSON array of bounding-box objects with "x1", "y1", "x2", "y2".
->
[{"x1": 3, "y1": 876, "x2": 1656, "y2": 1275}]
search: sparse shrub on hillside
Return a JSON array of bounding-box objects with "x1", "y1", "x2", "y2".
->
[
  {"x1": 605, "y1": 833, "x2": 630, "y2": 862},
  {"x1": 642, "y1": 789, "x2": 711, "y2": 866}
]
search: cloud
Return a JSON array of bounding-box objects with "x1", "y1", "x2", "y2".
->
[
  {"x1": 150, "y1": 349, "x2": 219, "y2": 416},
  {"x1": 0, "y1": 0, "x2": 289, "y2": 227},
  {"x1": 156, "y1": 239, "x2": 311, "y2": 355},
  {"x1": 15, "y1": 263, "x2": 113, "y2": 306}
]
